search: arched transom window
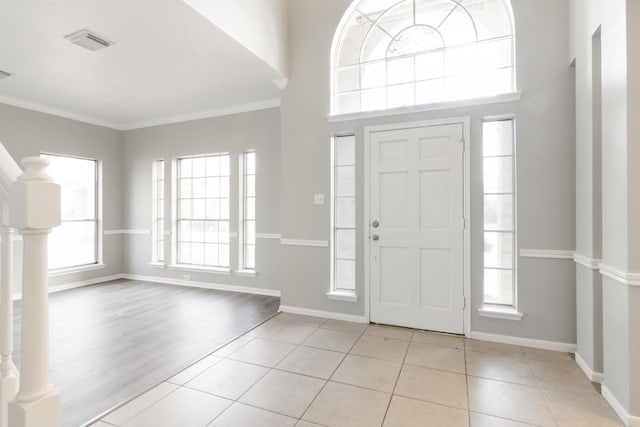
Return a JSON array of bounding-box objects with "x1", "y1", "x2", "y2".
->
[{"x1": 331, "y1": 0, "x2": 515, "y2": 115}]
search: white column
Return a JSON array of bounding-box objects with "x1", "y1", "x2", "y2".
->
[
  {"x1": 8, "y1": 157, "x2": 61, "y2": 427},
  {"x1": 0, "y1": 226, "x2": 18, "y2": 427}
]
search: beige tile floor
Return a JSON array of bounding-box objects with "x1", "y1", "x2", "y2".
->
[{"x1": 93, "y1": 313, "x2": 623, "y2": 427}]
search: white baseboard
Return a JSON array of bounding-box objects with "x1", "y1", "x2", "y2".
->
[
  {"x1": 602, "y1": 385, "x2": 640, "y2": 426},
  {"x1": 14, "y1": 274, "x2": 126, "y2": 300},
  {"x1": 575, "y1": 352, "x2": 604, "y2": 383},
  {"x1": 279, "y1": 305, "x2": 367, "y2": 324},
  {"x1": 122, "y1": 274, "x2": 281, "y2": 297},
  {"x1": 469, "y1": 331, "x2": 577, "y2": 353}
]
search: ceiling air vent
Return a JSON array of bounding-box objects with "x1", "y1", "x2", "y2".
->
[
  {"x1": 0, "y1": 70, "x2": 11, "y2": 79},
  {"x1": 65, "y1": 29, "x2": 113, "y2": 51}
]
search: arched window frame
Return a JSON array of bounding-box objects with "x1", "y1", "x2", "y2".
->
[{"x1": 330, "y1": 0, "x2": 517, "y2": 116}]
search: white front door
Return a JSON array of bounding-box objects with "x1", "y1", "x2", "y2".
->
[{"x1": 369, "y1": 122, "x2": 465, "y2": 334}]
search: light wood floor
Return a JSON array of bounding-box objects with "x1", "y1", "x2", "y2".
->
[{"x1": 11, "y1": 279, "x2": 279, "y2": 427}]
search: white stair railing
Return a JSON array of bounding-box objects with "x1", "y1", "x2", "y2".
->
[{"x1": 0, "y1": 148, "x2": 61, "y2": 427}]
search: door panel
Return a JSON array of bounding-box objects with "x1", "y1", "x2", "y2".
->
[{"x1": 369, "y1": 123, "x2": 464, "y2": 333}]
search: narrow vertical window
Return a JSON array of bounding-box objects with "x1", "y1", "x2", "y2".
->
[
  {"x1": 176, "y1": 154, "x2": 230, "y2": 268},
  {"x1": 240, "y1": 151, "x2": 256, "y2": 271},
  {"x1": 42, "y1": 153, "x2": 99, "y2": 270},
  {"x1": 331, "y1": 135, "x2": 356, "y2": 295},
  {"x1": 482, "y1": 119, "x2": 516, "y2": 307},
  {"x1": 152, "y1": 160, "x2": 165, "y2": 263}
]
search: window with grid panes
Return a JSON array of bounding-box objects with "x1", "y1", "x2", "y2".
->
[
  {"x1": 42, "y1": 154, "x2": 99, "y2": 270},
  {"x1": 332, "y1": 0, "x2": 516, "y2": 114},
  {"x1": 332, "y1": 135, "x2": 356, "y2": 292},
  {"x1": 152, "y1": 160, "x2": 165, "y2": 263},
  {"x1": 177, "y1": 154, "x2": 230, "y2": 268},
  {"x1": 240, "y1": 151, "x2": 256, "y2": 270},
  {"x1": 482, "y1": 119, "x2": 516, "y2": 307}
]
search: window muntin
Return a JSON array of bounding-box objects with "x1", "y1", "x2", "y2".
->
[
  {"x1": 176, "y1": 154, "x2": 230, "y2": 268},
  {"x1": 152, "y1": 160, "x2": 165, "y2": 263},
  {"x1": 43, "y1": 154, "x2": 98, "y2": 270},
  {"x1": 332, "y1": 135, "x2": 356, "y2": 292},
  {"x1": 332, "y1": 0, "x2": 515, "y2": 115},
  {"x1": 239, "y1": 151, "x2": 256, "y2": 270},
  {"x1": 482, "y1": 118, "x2": 516, "y2": 306}
]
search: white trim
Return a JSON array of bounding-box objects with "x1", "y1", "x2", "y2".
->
[
  {"x1": 0, "y1": 96, "x2": 121, "y2": 129},
  {"x1": 602, "y1": 385, "x2": 640, "y2": 426},
  {"x1": 255, "y1": 233, "x2": 282, "y2": 240},
  {"x1": 329, "y1": 92, "x2": 522, "y2": 123},
  {"x1": 236, "y1": 270, "x2": 257, "y2": 277},
  {"x1": 121, "y1": 98, "x2": 281, "y2": 130},
  {"x1": 48, "y1": 263, "x2": 106, "y2": 277},
  {"x1": 599, "y1": 264, "x2": 640, "y2": 287},
  {"x1": 149, "y1": 262, "x2": 166, "y2": 269},
  {"x1": 230, "y1": 232, "x2": 239, "y2": 239},
  {"x1": 167, "y1": 264, "x2": 231, "y2": 275},
  {"x1": 519, "y1": 249, "x2": 574, "y2": 260},
  {"x1": 573, "y1": 253, "x2": 602, "y2": 270},
  {"x1": 575, "y1": 352, "x2": 604, "y2": 383},
  {"x1": 326, "y1": 291, "x2": 358, "y2": 302},
  {"x1": 104, "y1": 229, "x2": 151, "y2": 236},
  {"x1": 469, "y1": 331, "x2": 577, "y2": 353},
  {"x1": 14, "y1": 274, "x2": 125, "y2": 300},
  {"x1": 123, "y1": 274, "x2": 281, "y2": 297},
  {"x1": 478, "y1": 306, "x2": 523, "y2": 321},
  {"x1": 280, "y1": 238, "x2": 329, "y2": 247},
  {"x1": 278, "y1": 305, "x2": 367, "y2": 323},
  {"x1": 363, "y1": 116, "x2": 471, "y2": 336}
]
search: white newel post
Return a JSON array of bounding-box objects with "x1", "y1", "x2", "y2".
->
[
  {"x1": 8, "y1": 157, "x2": 61, "y2": 427},
  {"x1": 0, "y1": 223, "x2": 19, "y2": 427}
]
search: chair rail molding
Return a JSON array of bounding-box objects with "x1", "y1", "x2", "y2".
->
[
  {"x1": 599, "y1": 264, "x2": 640, "y2": 287},
  {"x1": 519, "y1": 249, "x2": 574, "y2": 260},
  {"x1": 573, "y1": 253, "x2": 602, "y2": 270}
]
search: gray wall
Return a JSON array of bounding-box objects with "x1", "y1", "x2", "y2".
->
[
  {"x1": 122, "y1": 108, "x2": 281, "y2": 293},
  {"x1": 280, "y1": 0, "x2": 577, "y2": 342},
  {"x1": 0, "y1": 103, "x2": 124, "y2": 290}
]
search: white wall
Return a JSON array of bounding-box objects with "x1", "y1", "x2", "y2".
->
[
  {"x1": 279, "y1": 0, "x2": 577, "y2": 343},
  {"x1": 183, "y1": 0, "x2": 289, "y2": 79}
]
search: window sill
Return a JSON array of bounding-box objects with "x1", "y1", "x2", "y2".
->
[
  {"x1": 48, "y1": 263, "x2": 105, "y2": 277},
  {"x1": 236, "y1": 269, "x2": 257, "y2": 277},
  {"x1": 328, "y1": 92, "x2": 522, "y2": 123},
  {"x1": 149, "y1": 262, "x2": 166, "y2": 269},
  {"x1": 326, "y1": 291, "x2": 358, "y2": 302},
  {"x1": 167, "y1": 264, "x2": 231, "y2": 275},
  {"x1": 478, "y1": 306, "x2": 523, "y2": 321}
]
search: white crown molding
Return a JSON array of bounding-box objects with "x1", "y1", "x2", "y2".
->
[
  {"x1": 121, "y1": 98, "x2": 281, "y2": 130},
  {"x1": 0, "y1": 95, "x2": 121, "y2": 129},
  {"x1": 573, "y1": 253, "x2": 602, "y2": 270},
  {"x1": 1, "y1": 96, "x2": 282, "y2": 131},
  {"x1": 278, "y1": 305, "x2": 367, "y2": 323},
  {"x1": 469, "y1": 331, "x2": 577, "y2": 353},
  {"x1": 519, "y1": 249, "x2": 574, "y2": 260},
  {"x1": 280, "y1": 238, "x2": 329, "y2": 247},
  {"x1": 599, "y1": 263, "x2": 640, "y2": 287},
  {"x1": 575, "y1": 352, "x2": 604, "y2": 384},
  {"x1": 602, "y1": 386, "x2": 640, "y2": 426}
]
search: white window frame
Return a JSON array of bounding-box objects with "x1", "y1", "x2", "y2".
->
[
  {"x1": 151, "y1": 159, "x2": 165, "y2": 265},
  {"x1": 170, "y1": 153, "x2": 231, "y2": 272},
  {"x1": 328, "y1": 134, "x2": 358, "y2": 302},
  {"x1": 238, "y1": 150, "x2": 256, "y2": 273},
  {"x1": 42, "y1": 153, "x2": 103, "y2": 273},
  {"x1": 479, "y1": 116, "x2": 522, "y2": 320}
]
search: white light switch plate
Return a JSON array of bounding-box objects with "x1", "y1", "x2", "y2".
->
[{"x1": 314, "y1": 194, "x2": 325, "y2": 205}]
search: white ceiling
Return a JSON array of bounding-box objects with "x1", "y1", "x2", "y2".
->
[{"x1": 0, "y1": 0, "x2": 283, "y2": 129}]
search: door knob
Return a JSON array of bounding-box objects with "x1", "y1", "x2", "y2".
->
[
  {"x1": 372, "y1": 220, "x2": 380, "y2": 228},
  {"x1": 372, "y1": 234, "x2": 379, "y2": 241}
]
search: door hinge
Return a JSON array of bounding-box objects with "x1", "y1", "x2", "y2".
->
[
  {"x1": 460, "y1": 139, "x2": 466, "y2": 153},
  {"x1": 461, "y1": 218, "x2": 466, "y2": 230}
]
